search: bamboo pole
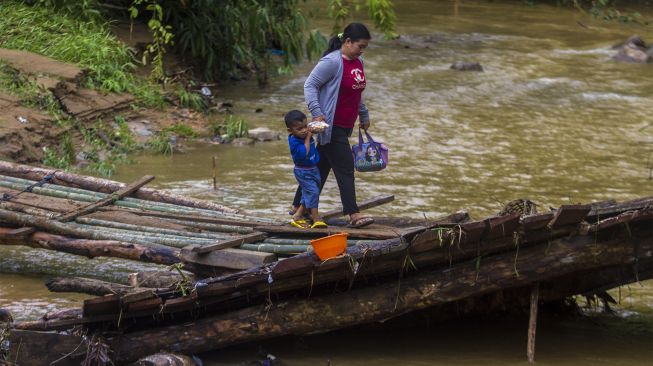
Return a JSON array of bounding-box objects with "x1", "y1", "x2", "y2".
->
[
  {"x1": 75, "y1": 217, "x2": 230, "y2": 240},
  {"x1": 0, "y1": 160, "x2": 240, "y2": 213},
  {"x1": 240, "y1": 243, "x2": 309, "y2": 254},
  {"x1": 0, "y1": 175, "x2": 275, "y2": 223}
]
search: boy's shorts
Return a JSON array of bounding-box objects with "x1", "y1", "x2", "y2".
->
[{"x1": 294, "y1": 166, "x2": 321, "y2": 209}]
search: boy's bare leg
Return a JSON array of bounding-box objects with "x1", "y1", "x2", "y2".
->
[
  {"x1": 309, "y1": 208, "x2": 321, "y2": 223},
  {"x1": 292, "y1": 205, "x2": 306, "y2": 222}
]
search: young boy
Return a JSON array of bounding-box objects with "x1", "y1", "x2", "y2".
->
[{"x1": 285, "y1": 110, "x2": 327, "y2": 229}]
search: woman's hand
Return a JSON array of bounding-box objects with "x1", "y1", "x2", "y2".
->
[
  {"x1": 360, "y1": 120, "x2": 370, "y2": 131},
  {"x1": 312, "y1": 115, "x2": 326, "y2": 122}
]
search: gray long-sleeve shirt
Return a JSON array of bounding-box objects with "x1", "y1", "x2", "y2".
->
[{"x1": 304, "y1": 50, "x2": 370, "y2": 145}]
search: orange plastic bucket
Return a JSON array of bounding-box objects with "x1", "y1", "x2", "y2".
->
[{"x1": 310, "y1": 232, "x2": 348, "y2": 260}]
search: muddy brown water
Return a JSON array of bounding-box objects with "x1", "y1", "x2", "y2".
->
[{"x1": 1, "y1": 0, "x2": 652, "y2": 364}]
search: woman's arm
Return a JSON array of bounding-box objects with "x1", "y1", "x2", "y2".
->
[
  {"x1": 304, "y1": 57, "x2": 338, "y2": 119},
  {"x1": 358, "y1": 98, "x2": 370, "y2": 130}
]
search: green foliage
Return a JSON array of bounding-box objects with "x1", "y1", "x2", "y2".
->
[
  {"x1": 224, "y1": 115, "x2": 249, "y2": 139},
  {"x1": 129, "y1": 0, "x2": 175, "y2": 83},
  {"x1": 160, "y1": 0, "x2": 307, "y2": 81},
  {"x1": 0, "y1": 2, "x2": 136, "y2": 93},
  {"x1": 35, "y1": 0, "x2": 103, "y2": 22},
  {"x1": 163, "y1": 123, "x2": 198, "y2": 138},
  {"x1": 42, "y1": 146, "x2": 72, "y2": 170},
  {"x1": 206, "y1": 115, "x2": 249, "y2": 139},
  {"x1": 176, "y1": 86, "x2": 207, "y2": 112},
  {"x1": 328, "y1": 0, "x2": 354, "y2": 36},
  {"x1": 367, "y1": 0, "x2": 398, "y2": 39},
  {"x1": 147, "y1": 132, "x2": 174, "y2": 155},
  {"x1": 0, "y1": 62, "x2": 64, "y2": 118},
  {"x1": 306, "y1": 29, "x2": 328, "y2": 61},
  {"x1": 327, "y1": 0, "x2": 398, "y2": 39},
  {"x1": 552, "y1": 0, "x2": 644, "y2": 23},
  {"x1": 113, "y1": 115, "x2": 137, "y2": 150}
]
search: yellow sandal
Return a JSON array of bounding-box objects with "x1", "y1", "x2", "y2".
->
[
  {"x1": 310, "y1": 220, "x2": 328, "y2": 229},
  {"x1": 290, "y1": 219, "x2": 309, "y2": 229}
]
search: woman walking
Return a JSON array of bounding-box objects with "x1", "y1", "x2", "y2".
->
[{"x1": 291, "y1": 22, "x2": 374, "y2": 228}]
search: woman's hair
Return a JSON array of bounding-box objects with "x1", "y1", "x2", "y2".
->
[{"x1": 322, "y1": 22, "x2": 371, "y2": 57}]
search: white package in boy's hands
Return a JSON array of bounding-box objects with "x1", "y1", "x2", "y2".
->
[{"x1": 307, "y1": 121, "x2": 329, "y2": 133}]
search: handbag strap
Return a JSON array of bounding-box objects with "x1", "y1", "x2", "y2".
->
[{"x1": 358, "y1": 127, "x2": 364, "y2": 146}]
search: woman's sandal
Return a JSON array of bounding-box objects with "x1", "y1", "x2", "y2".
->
[
  {"x1": 348, "y1": 216, "x2": 374, "y2": 228},
  {"x1": 290, "y1": 219, "x2": 310, "y2": 229},
  {"x1": 310, "y1": 220, "x2": 328, "y2": 229}
]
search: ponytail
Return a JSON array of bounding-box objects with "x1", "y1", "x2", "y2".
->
[{"x1": 322, "y1": 22, "x2": 371, "y2": 57}]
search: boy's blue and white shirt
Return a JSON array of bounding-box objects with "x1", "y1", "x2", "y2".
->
[{"x1": 288, "y1": 135, "x2": 320, "y2": 167}]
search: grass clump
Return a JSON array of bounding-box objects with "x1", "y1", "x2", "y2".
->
[{"x1": 0, "y1": 1, "x2": 134, "y2": 93}]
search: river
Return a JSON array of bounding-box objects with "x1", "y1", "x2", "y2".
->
[{"x1": 1, "y1": 0, "x2": 652, "y2": 364}]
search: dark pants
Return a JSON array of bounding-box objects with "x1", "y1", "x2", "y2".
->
[{"x1": 293, "y1": 126, "x2": 359, "y2": 215}]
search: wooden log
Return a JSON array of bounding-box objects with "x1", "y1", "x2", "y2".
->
[
  {"x1": 7, "y1": 330, "x2": 85, "y2": 366},
  {"x1": 181, "y1": 245, "x2": 277, "y2": 270},
  {"x1": 192, "y1": 232, "x2": 267, "y2": 253},
  {"x1": 0, "y1": 161, "x2": 240, "y2": 213},
  {"x1": 45, "y1": 277, "x2": 134, "y2": 296},
  {"x1": 322, "y1": 194, "x2": 395, "y2": 219},
  {"x1": 128, "y1": 271, "x2": 196, "y2": 288},
  {"x1": 105, "y1": 228, "x2": 652, "y2": 363},
  {"x1": 0, "y1": 227, "x2": 180, "y2": 265}
]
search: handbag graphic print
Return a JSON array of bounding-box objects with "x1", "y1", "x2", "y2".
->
[{"x1": 352, "y1": 129, "x2": 388, "y2": 172}]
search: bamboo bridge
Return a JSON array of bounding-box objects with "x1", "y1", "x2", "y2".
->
[{"x1": 0, "y1": 161, "x2": 650, "y2": 365}]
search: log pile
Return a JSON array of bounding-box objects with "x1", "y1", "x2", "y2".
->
[
  {"x1": 3, "y1": 189, "x2": 651, "y2": 364},
  {"x1": 0, "y1": 161, "x2": 651, "y2": 365}
]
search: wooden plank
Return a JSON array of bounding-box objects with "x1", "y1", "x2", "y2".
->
[
  {"x1": 120, "y1": 289, "x2": 156, "y2": 304},
  {"x1": 520, "y1": 212, "x2": 554, "y2": 231},
  {"x1": 181, "y1": 246, "x2": 277, "y2": 270},
  {"x1": 256, "y1": 225, "x2": 399, "y2": 240},
  {"x1": 547, "y1": 204, "x2": 591, "y2": 229},
  {"x1": 57, "y1": 175, "x2": 154, "y2": 222},
  {"x1": 161, "y1": 292, "x2": 198, "y2": 313},
  {"x1": 126, "y1": 297, "x2": 162, "y2": 312},
  {"x1": 460, "y1": 220, "x2": 487, "y2": 243},
  {"x1": 192, "y1": 232, "x2": 267, "y2": 253},
  {"x1": 485, "y1": 213, "x2": 520, "y2": 240},
  {"x1": 82, "y1": 293, "x2": 120, "y2": 316},
  {"x1": 322, "y1": 194, "x2": 395, "y2": 219}
]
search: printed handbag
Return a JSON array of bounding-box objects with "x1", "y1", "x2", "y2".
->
[{"x1": 352, "y1": 128, "x2": 388, "y2": 172}]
